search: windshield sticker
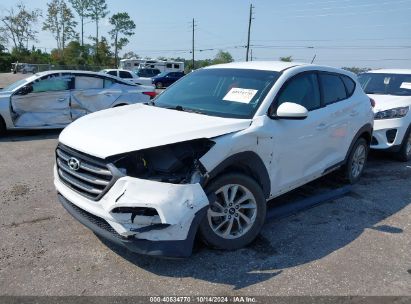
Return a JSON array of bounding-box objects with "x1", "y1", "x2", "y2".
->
[
  {"x1": 223, "y1": 88, "x2": 258, "y2": 104},
  {"x1": 400, "y1": 82, "x2": 411, "y2": 90}
]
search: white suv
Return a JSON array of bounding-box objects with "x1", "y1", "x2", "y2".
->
[
  {"x1": 54, "y1": 61, "x2": 374, "y2": 257},
  {"x1": 358, "y1": 69, "x2": 411, "y2": 161}
]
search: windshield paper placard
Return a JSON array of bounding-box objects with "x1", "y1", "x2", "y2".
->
[
  {"x1": 223, "y1": 88, "x2": 258, "y2": 104},
  {"x1": 400, "y1": 82, "x2": 411, "y2": 90}
]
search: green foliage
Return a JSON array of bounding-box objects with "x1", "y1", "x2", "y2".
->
[
  {"x1": 0, "y1": 3, "x2": 41, "y2": 52},
  {"x1": 68, "y1": 0, "x2": 91, "y2": 46},
  {"x1": 109, "y1": 12, "x2": 136, "y2": 66},
  {"x1": 43, "y1": 0, "x2": 78, "y2": 53},
  {"x1": 280, "y1": 56, "x2": 293, "y2": 62},
  {"x1": 342, "y1": 67, "x2": 371, "y2": 75},
  {"x1": 87, "y1": 0, "x2": 109, "y2": 59},
  {"x1": 213, "y1": 50, "x2": 233, "y2": 64}
]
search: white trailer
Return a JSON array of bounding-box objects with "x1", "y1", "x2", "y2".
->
[{"x1": 119, "y1": 58, "x2": 184, "y2": 73}]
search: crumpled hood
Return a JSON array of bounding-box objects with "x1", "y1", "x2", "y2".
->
[
  {"x1": 369, "y1": 94, "x2": 411, "y2": 112},
  {"x1": 59, "y1": 104, "x2": 252, "y2": 159}
]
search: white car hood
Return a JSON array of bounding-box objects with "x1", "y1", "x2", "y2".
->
[
  {"x1": 369, "y1": 94, "x2": 411, "y2": 112},
  {"x1": 59, "y1": 104, "x2": 252, "y2": 159}
]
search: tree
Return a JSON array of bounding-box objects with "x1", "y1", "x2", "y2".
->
[
  {"x1": 43, "y1": 0, "x2": 78, "y2": 56},
  {"x1": 69, "y1": 0, "x2": 91, "y2": 47},
  {"x1": 0, "y1": 3, "x2": 41, "y2": 52},
  {"x1": 342, "y1": 67, "x2": 371, "y2": 75},
  {"x1": 280, "y1": 56, "x2": 293, "y2": 62},
  {"x1": 122, "y1": 51, "x2": 139, "y2": 59},
  {"x1": 212, "y1": 50, "x2": 233, "y2": 64},
  {"x1": 109, "y1": 12, "x2": 135, "y2": 67},
  {"x1": 87, "y1": 0, "x2": 109, "y2": 60}
]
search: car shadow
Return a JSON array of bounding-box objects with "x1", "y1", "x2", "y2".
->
[
  {"x1": 0, "y1": 129, "x2": 61, "y2": 142},
  {"x1": 97, "y1": 153, "x2": 410, "y2": 290}
]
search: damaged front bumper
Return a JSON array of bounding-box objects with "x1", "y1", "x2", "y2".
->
[{"x1": 54, "y1": 167, "x2": 209, "y2": 257}]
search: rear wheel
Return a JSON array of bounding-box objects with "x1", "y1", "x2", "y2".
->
[
  {"x1": 199, "y1": 173, "x2": 266, "y2": 250},
  {"x1": 343, "y1": 137, "x2": 368, "y2": 184},
  {"x1": 396, "y1": 126, "x2": 411, "y2": 162}
]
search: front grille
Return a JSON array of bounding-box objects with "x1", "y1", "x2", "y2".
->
[
  {"x1": 56, "y1": 145, "x2": 114, "y2": 200},
  {"x1": 65, "y1": 198, "x2": 128, "y2": 240}
]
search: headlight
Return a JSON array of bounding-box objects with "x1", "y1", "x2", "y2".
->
[{"x1": 374, "y1": 107, "x2": 409, "y2": 120}]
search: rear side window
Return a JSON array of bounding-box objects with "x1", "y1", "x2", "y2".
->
[
  {"x1": 119, "y1": 71, "x2": 132, "y2": 78},
  {"x1": 277, "y1": 73, "x2": 321, "y2": 111},
  {"x1": 107, "y1": 70, "x2": 117, "y2": 76},
  {"x1": 341, "y1": 75, "x2": 356, "y2": 96},
  {"x1": 320, "y1": 73, "x2": 347, "y2": 105},
  {"x1": 75, "y1": 76, "x2": 104, "y2": 89}
]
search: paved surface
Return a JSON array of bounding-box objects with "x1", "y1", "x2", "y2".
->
[
  {"x1": 0, "y1": 129, "x2": 410, "y2": 296},
  {"x1": 0, "y1": 73, "x2": 28, "y2": 89}
]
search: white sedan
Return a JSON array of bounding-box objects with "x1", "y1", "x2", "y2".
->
[
  {"x1": 359, "y1": 69, "x2": 411, "y2": 161},
  {"x1": 0, "y1": 70, "x2": 156, "y2": 134},
  {"x1": 100, "y1": 68, "x2": 155, "y2": 86}
]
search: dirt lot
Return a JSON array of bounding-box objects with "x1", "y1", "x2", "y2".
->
[{"x1": 0, "y1": 73, "x2": 410, "y2": 296}]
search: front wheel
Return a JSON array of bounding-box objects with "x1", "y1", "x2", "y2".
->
[
  {"x1": 343, "y1": 137, "x2": 368, "y2": 184},
  {"x1": 199, "y1": 173, "x2": 266, "y2": 250},
  {"x1": 396, "y1": 126, "x2": 411, "y2": 162}
]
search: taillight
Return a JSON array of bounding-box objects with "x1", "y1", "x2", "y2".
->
[
  {"x1": 369, "y1": 98, "x2": 376, "y2": 108},
  {"x1": 143, "y1": 91, "x2": 156, "y2": 99}
]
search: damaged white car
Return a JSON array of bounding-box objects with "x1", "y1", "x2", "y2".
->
[
  {"x1": 54, "y1": 61, "x2": 374, "y2": 257},
  {"x1": 0, "y1": 70, "x2": 155, "y2": 134}
]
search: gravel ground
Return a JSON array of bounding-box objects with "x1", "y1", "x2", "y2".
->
[{"x1": 0, "y1": 73, "x2": 410, "y2": 296}]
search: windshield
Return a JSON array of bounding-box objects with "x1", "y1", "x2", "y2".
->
[
  {"x1": 154, "y1": 68, "x2": 280, "y2": 119},
  {"x1": 358, "y1": 73, "x2": 411, "y2": 96},
  {"x1": 2, "y1": 78, "x2": 28, "y2": 92}
]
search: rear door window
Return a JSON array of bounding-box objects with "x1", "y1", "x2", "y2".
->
[
  {"x1": 277, "y1": 72, "x2": 321, "y2": 111},
  {"x1": 75, "y1": 76, "x2": 104, "y2": 90},
  {"x1": 107, "y1": 70, "x2": 117, "y2": 77},
  {"x1": 320, "y1": 73, "x2": 347, "y2": 105}
]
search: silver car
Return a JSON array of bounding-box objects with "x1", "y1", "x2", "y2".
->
[{"x1": 0, "y1": 70, "x2": 155, "y2": 134}]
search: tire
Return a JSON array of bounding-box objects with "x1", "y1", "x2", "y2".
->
[
  {"x1": 396, "y1": 126, "x2": 411, "y2": 162},
  {"x1": 155, "y1": 82, "x2": 163, "y2": 89},
  {"x1": 343, "y1": 137, "x2": 368, "y2": 184},
  {"x1": 199, "y1": 173, "x2": 266, "y2": 250},
  {"x1": 0, "y1": 116, "x2": 6, "y2": 136}
]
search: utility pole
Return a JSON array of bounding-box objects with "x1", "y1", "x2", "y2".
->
[
  {"x1": 192, "y1": 18, "x2": 195, "y2": 70},
  {"x1": 250, "y1": 49, "x2": 253, "y2": 61},
  {"x1": 246, "y1": 4, "x2": 254, "y2": 62}
]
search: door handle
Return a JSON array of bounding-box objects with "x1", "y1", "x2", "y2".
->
[{"x1": 316, "y1": 123, "x2": 328, "y2": 131}]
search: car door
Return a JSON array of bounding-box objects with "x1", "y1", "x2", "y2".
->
[
  {"x1": 268, "y1": 71, "x2": 331, "y2": 195},
  {"x1": 10, "y1": 73, "x2": 72, "y2": 127},
  {"x1": 318, "y1": 72, "x2": 352, "y2": 167},
  {"x1": 70, "y1": 74, "x2": 122, "y2": 120}
]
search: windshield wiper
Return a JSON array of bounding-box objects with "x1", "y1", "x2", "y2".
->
[{"x1": 166, "y1": 105, "x2": 206, "y2": 115}]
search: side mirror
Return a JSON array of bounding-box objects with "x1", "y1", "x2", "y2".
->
[{"x1": 275, "y1": 102, "x2": 308, "y2": 120}]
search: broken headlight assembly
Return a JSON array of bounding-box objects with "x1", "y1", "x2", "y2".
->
[{"x1": 110, "y1": 138, "x2": 215, "y2": 184}]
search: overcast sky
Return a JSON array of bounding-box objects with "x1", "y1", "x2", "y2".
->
[{"x1": 1, "y1": 0, "x2": 411, "y2": 68}]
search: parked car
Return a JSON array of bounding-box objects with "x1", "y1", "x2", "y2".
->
[
  {"x1": 134, "y1": 68, "x2": 161, "y2": 78},
  {"x1": 358, "y1": 69, "x2": 411, "y2": 161},
  {"x1": 100, "y1": 68, "x2": 155, "y2": 86},
  {"x1": 152, "y1": 71, "x2": 185, "y2": 89},
  {"x1": 54, "y1": 61, "x2": 374, "y2": 257},
  {"x1": 0, "y1": 70, "x2": 155, "y2": 134}
]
